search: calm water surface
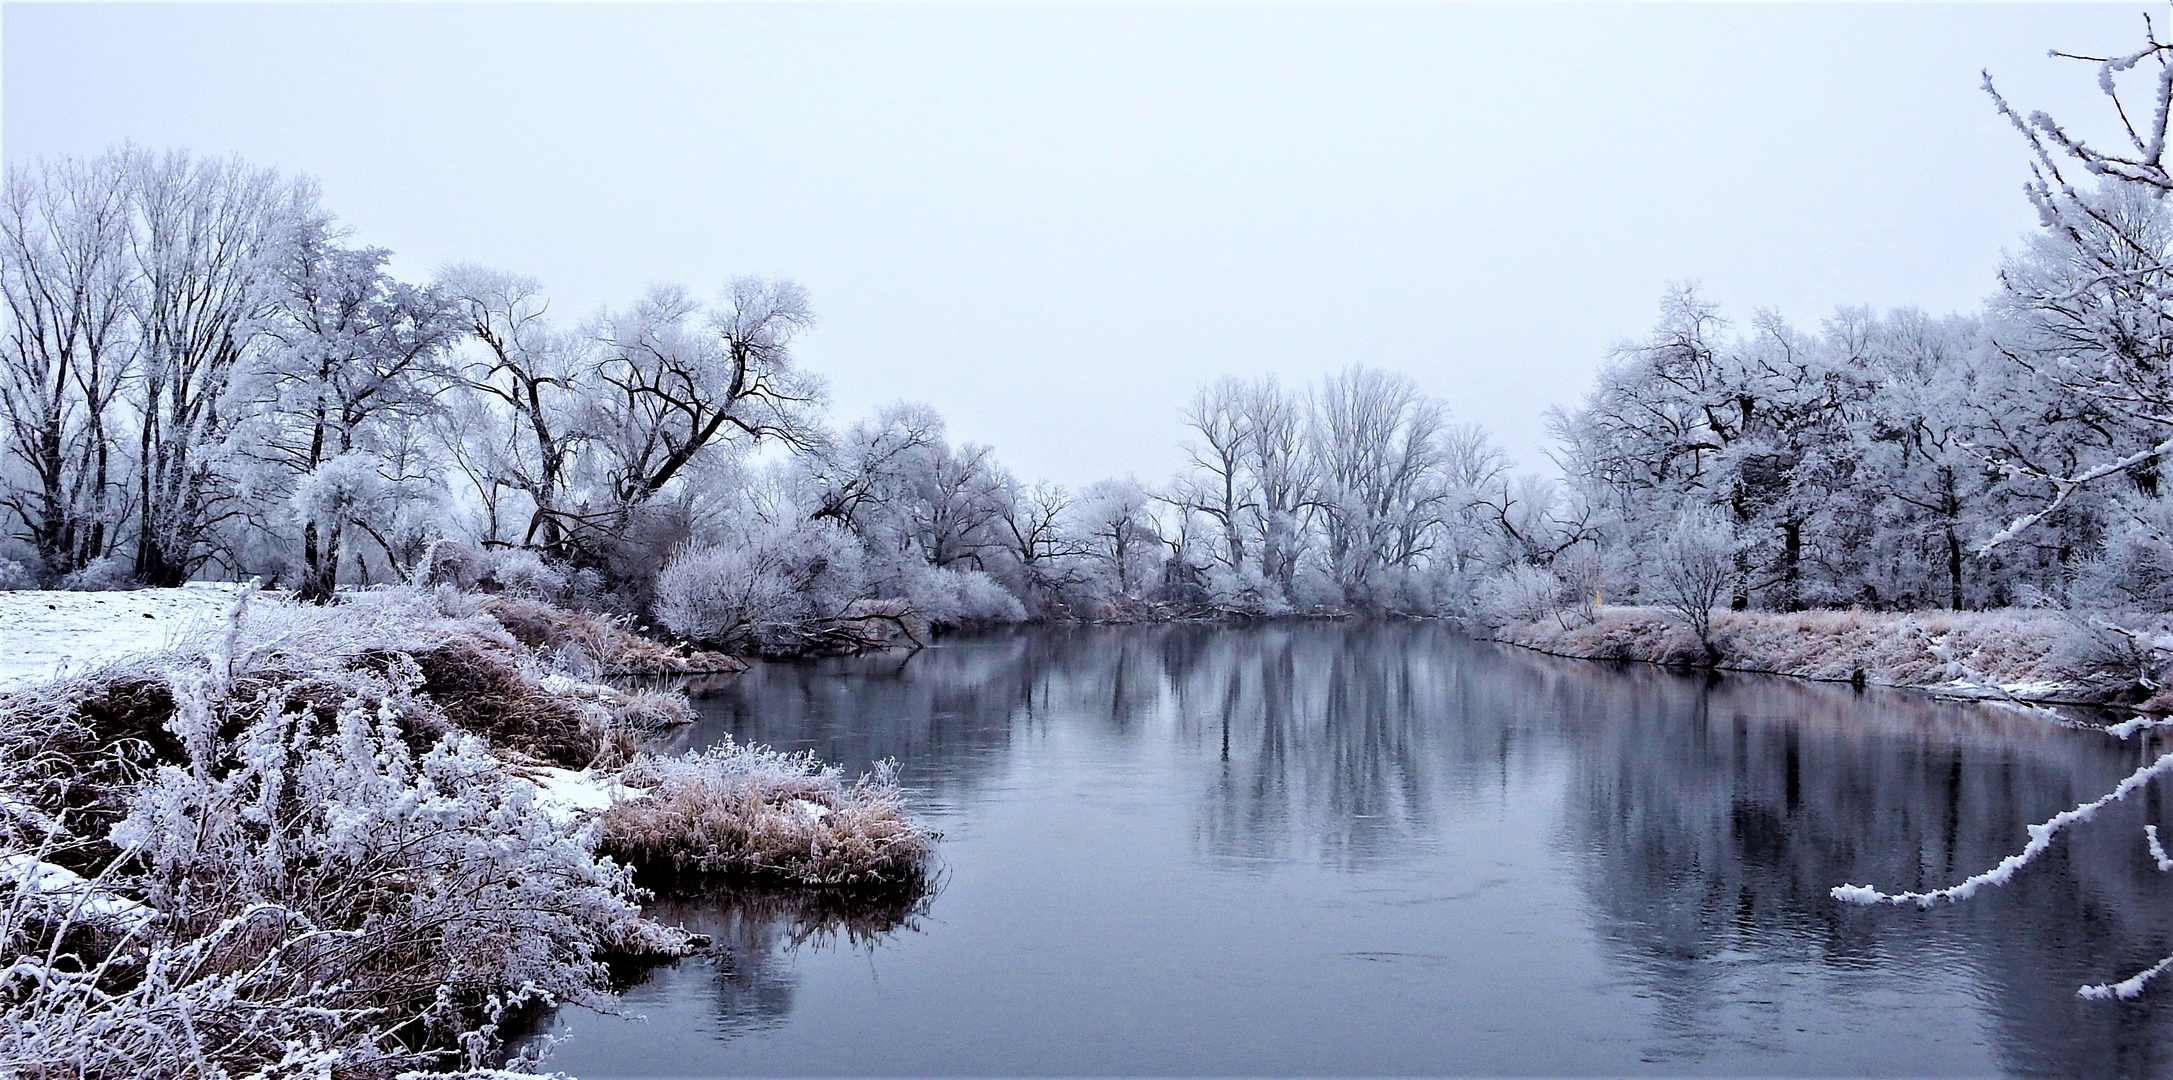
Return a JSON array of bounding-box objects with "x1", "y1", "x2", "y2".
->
[{"x1": 538, "y1": 623, "x2": 2173, "y2": 1077}]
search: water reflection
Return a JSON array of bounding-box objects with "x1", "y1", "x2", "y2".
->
[
  {"x1": 602, "y1": 888, "x2": 933, "y2": 1044},
  {"x1": 550, "y1": 623, "x2": 2173, "y2": 1077}
]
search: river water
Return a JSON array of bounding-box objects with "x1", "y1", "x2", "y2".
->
[{"x1": 537, "y1": 622, "x2": 2173, "y2": 1077}]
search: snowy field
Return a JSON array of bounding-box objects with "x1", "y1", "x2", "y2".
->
[{"x1": 0, "y1": 583, "x2": 261, "y2": 689}]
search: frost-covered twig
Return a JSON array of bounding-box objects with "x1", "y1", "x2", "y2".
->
[
  {"x1": 1833, "y1": 746, "x2": 2173, "y2": 906},
  {"x1": 2081, "y1": 953, "x2": 2173, "y2": 1000},
  {"x1": 2146, "y1": 823, "x2": 2173, "y2": 871},
  {"x1": 1978, "y1": 433, "x2": 2173, "y2": 554}
]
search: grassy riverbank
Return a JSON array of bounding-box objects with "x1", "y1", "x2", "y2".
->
[
  {"x1": 1483, "y1": 606, "x2": 2173, "y2": 711},
  {"x1": 0, "y1": 585, "x2": 933, "y2": 1078}
]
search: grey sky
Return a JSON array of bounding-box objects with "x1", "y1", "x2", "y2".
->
[{"x1": 0, "y1": 3, "x2": 2142, "y2": 487}]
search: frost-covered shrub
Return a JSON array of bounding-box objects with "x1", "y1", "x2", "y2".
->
[
  {"x1": 60, "y1": 554, "x2": 135, "y2": 592},
  {"x1": 110, "y1": 671, "x2": 667, "y2": 1051},
  {"x1": 1287, "y1": 562, "x2": 1348, "y2": 613},
  {"x1": 896, "y1": 563, "x2": 1027, "y2": 631},
  {"x1": 600, "y1": 738, "x2": 936, "y2": 889},
  {"x1": 1201, "y1": 563, "x2": 1295, "y2": 617},
  {"x1": 654, "y1": 522, "x2": 865, "y2": 652},
  {"x1": 2046, "y1": 615, "x2": 2173, "y2": 698},
  {"x1": 0, "y1": 633, "x2": 691, "y2": 1077},
  {"x1": 420, "y1": 538, "x2": 490, "y2": 590},
  {"x1": 1647, "y1": 507, "x2": 1740, "y2": 654},
  {"x1": 1474, "y1": 564, "x2": 1567, "y2": 627},
  {"x1": 0, "y1": 556, "x2": 34, "y2": 590},
  {"x1": 2072, "y1": 501, "x2": 2173, "y2": 612},
  {"x1": 481, "y1": 548, "x2": 570, "y2": 601}
]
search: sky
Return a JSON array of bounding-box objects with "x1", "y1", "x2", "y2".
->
[{"x1": 0, "y1": 3, "x2": 2148, "y2": 487}]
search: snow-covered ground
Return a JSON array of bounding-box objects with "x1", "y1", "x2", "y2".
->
[
  {"x1": 0, "y1": 583, "x2": 262, "y2": 690},
  {"x1": 522, "y1": 765, "x2": 649, "y2": 823}
]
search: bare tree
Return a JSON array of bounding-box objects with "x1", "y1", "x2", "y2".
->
[
  {"x1": 1310, "y1": 366, "x2": 1453, "y2": 609},
  {"x1": 0, "y1": 154, "x2": 135, "y2": 580},
  {"x1": 126, "y1": 149, "x2": 310, "y2": 585},
  {"x1": 807, "y1": 402, "x2": 945, "y2": 528},
  {"x1": 1236, "y1": 375, "x2": 1311, "y2": 595},
  {"x1": 1172, "y1": 376, "x2": 1255, "y2": 572},
  {"x1": 997, "y1": 479, "x2": 1090, "y2": 600},
  {"x1": 441, "y1": 264, "x2": 587, "y2": 554},
  {"x1": 1653, "y1": 505, "x2": 1738, "y2": 661},
  {"x1": 592, "y1": 279, "x2": 818, "y2": 513}
]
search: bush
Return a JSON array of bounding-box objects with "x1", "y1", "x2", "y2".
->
[
  {"x1": 654, "y1": 522, "x2": 865, "y2": 653},
  {"x1": 897, "y1": 563, "x2": 1027, "y2": 631},
  {"x1": 60, "y1": 554, "x2": 135, "y2": 592},
  {"x1": 480, "y1": 548, "x2": 569, "y2": 601},
  {"x1": 1474, "y1": 564, "x2": 1567, "y2": 628},
  {"x1": 0, "y1": 609, "x2": 693, "y2": 1077},
  {"x1": 1200, "y1": 563, "x2": 1294, "y2": 617},
  {"x1": 0, "y1": 556, "x2": 34, "y2": 590},
  {"x1": 599, "y1": 739, "x2": 936, "y2": 890}
]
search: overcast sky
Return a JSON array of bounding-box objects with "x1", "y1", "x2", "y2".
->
[{"x1": 0, "y1": 3, "x2": 2146, "y2": 486}]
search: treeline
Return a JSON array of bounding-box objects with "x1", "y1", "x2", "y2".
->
[
  {"x1": 0, "y1": 146, "x2": 1546, "y2": 644},
  {"x1": 8, "y1": 19, "x2": 2173, "y2": 641},
  {"x1": 1543, "y1": 196, "x2": 2173, "y2": 621}
]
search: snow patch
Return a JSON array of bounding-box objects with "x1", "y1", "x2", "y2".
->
[
  {"x1": 0, "y1": 853, "x2": 156, "y2": 931},
  {"x1": 521, "y1": 767, "x2": 647, "y2": 824},
  {"x1": 0, "y1": 583, "x2": 268, "y2": 690}
]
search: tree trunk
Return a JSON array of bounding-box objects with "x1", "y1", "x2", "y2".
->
[
  {"x1": 1946, "y1": 524, "x2": 1964, "y2": 611},
  {"x1": 1780, "y1": 518, "x2": 1803, "y2": 613}
]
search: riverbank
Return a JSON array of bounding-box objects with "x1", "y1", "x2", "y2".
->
[
  {"x1": 1481, "y1": 606, "x2": 2169, "y2": 711},
  {"x1": 0, "y1": 585, "x2": 933, "y2": 1078}
]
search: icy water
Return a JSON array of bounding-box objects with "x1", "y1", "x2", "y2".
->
[{"x1": 537, "y1": 622, "x2": 2173, "y2": 1077}]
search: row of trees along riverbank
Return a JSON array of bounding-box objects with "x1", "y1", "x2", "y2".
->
[{"x1": 7, "y1": 20, "x2": 2173, "y2": 671}]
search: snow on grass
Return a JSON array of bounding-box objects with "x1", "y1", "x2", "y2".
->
[
  {"x1": 0, "y1": 853, "x2": 156, "y2": 931},
  {"x1": 0, "y1": 583, "x2": 266, "y2": 690},
  {"x1": 599, "y1": 740, "x2": 936, "y2": 889},
  {"x1": 1485, "y1": 605, "x2": 2117, "y2": 705},
  {"x1": 521, "y1": 766, "x2": 650, "y2": 824}
]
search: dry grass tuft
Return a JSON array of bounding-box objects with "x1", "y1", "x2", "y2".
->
[
  {"x1": 599, "y1": 740, "x2": 937, "y2": 890},
  {"x1": 407, "y1": 638, "x2": 601, "y2": 767},
  {"x1": 479, "y1": 595, "x2": 748, "y2": 675}
]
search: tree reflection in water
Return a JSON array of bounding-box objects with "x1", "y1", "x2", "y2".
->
[{"x1": 605, "y1": 887, "x2": 934, "y2": 1043}]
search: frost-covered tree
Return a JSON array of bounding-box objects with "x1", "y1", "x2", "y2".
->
[
  {"x1": 253, "y1": 224, "x2": 460, "y2": 600},
  {"x1": 1235, "y1": 375, "x2": 1312, "y2": 597},
  {"x1": 1651, "y1": 505, "x2": 1739, "y2": 657},
  {"x1": 1171, "y1": 376, "x2": 1255, "y2": 574},
  {"x1": 1072, "y1": 477, "x2": 1160, "y2": 601},
  {"x1": 0, "y1": 155, "x2": 135, "y2": 583},
  {"x1": 440, "y1": 263, "x2": 589, "y2": 554},
  {"x1": 590, "y1": 279, "x2": 819, "y2": 514},
  {"x1": 126, "y1": 150, "x2": 313, "y2": 586},
  {"x1": 992, "y1": 478, "x2": 1091, "y2": 610},
  {"x1": 1972, "y1": 25, "x2": 2173, "y2": 560},
  {"x1": 1310, "y1": 366, "x2": 1456, "y2": 610}
]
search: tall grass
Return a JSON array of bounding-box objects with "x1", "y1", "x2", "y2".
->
[
  {"x1": 0, "y1": 585, "x2": 935, "y2": 1077},
  {"x1": 600, "y1": 740, "x2": 937, "y2": 890}
]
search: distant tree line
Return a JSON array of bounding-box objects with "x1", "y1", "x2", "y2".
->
[
  {"x1": 0, "y1": 145, "x2": 1549, "y2": 639},
  {"x1": 4, "y1": 25, "x2": 2172, "y2": 639}
]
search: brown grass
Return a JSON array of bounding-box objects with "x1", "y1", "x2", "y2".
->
[
  {"x1": 599, "y1": 744, "x2": 937, "y2": 890},
  {"x1": 479, "y1": 596, "x2": 748, "y2": 675},
  {"x1": 1487, "y1": 606, "x2": 2106, "y2": 702},
  {"x1": 406, "y1": 639, "x2": 601, "y2": 767}
]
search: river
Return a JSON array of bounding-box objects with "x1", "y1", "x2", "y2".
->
[{"x1": 534, "y1": 621, "x2": 2173, "y2": 1077}]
